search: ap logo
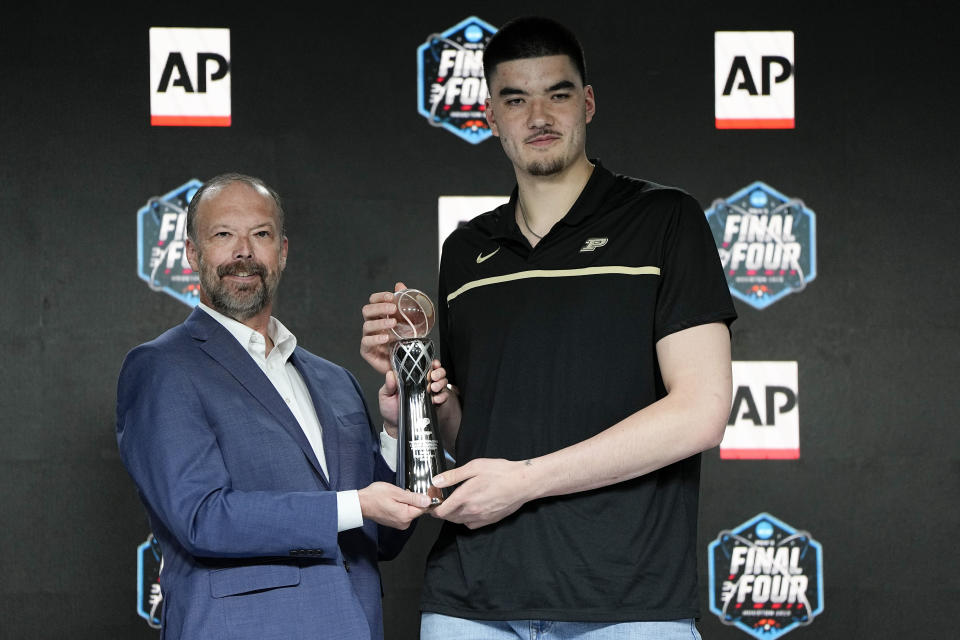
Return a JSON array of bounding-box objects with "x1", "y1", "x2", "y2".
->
[
  {"x1": 137, "y1": 179, "x2": 203, "y2": 307},
  {"x1": 708, "y1": 513, "x2": 824, "y2": 639},
  {"x1": 149, "y1": 28, "x2": 231, "y2": 126},
  {"x1": 417, "y1": 16, "x2": 497, "y2": 144},
  {"x1": 706, "y1": 182, "x2": 816, "y2": 310},
  {"x1": 715, "y1": 31, "x2": 795, "y2": 129}
]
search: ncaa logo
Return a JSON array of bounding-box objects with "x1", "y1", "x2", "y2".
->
[
  {"x1": 705, "y1": 181, "x2": 816, "y2": 310},
  {"x1": 708, "y1": 513, "x2": 824, "y2": 639},
  {"x1": 137, "y1": 179, "x2": 203, "y2": 307},
  {"x1": 715, "y1": 31, "x2": 795, "y2": 129},
  {"x1": 137, "y1": 534, "x2": 163, "y2": 629},
  {"x1": 417, "y1": 16, "x2": 497, "y2": 144}
]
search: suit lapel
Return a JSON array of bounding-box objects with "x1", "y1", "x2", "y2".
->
[
  {"x1": 291, "y1": 349, "x2": 342, "y2": 489},
  {"x1": 186, "y1": 309, "x2": 331, "y2": 488}
]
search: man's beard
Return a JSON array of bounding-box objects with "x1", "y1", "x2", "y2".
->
[
  {"x1": 198, "y1": 255, "x2": 280, "y2": 322},
  {"x1": 526, "y1": 156, "x2": 567, "y2": 177},
  {"x1": 519, "y1": 128, "x2": 569, "y2": 177}
]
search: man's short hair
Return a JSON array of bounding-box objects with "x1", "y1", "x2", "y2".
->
[
  {"x1": 483, "y1": 16, "x2": 587, "y2": 86},
  {"x1": 186, "y1": 173, "x2": 285, "y2": 242}
]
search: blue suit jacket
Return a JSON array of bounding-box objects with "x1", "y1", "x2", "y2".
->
[{"x1": 116, "y1": 308, "x2": 407, "y2": 640}]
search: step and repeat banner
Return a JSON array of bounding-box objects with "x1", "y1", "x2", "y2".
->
[{"x1": 2, "y1": 3, "x2": 955, "y2": 639}]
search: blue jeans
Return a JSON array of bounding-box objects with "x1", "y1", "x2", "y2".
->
[{"x1": 421, "y1": 613, "x2": 703, "y2": 640}]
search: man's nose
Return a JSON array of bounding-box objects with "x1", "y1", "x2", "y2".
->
[
  {"x1": 233, "y1": 235, "x2": 253, "y2": 259},
  {"x1": 527, "y1": 98, "x2": 552, "y2": 128}
]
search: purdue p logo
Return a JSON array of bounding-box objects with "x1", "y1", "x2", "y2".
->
[{"x1": 580, "y1": 238, "x2": 608, "y2": 252}]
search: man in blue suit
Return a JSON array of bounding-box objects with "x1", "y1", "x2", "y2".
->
[{"x1": 117, "y1": 173, "x2": 442, "y2": 639}]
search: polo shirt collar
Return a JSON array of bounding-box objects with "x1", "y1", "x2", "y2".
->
[{"x1": 490, "y1": 159, "x2": 615, "y2": 241}]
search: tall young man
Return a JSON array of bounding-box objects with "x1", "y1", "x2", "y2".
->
[{"x1": 362, "y1": 17, "x2": 736, "y2": 639}]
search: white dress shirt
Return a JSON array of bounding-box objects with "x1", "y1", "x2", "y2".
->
[{"x1": 197, "y1": 303, "x2": 396, "y2": 532}]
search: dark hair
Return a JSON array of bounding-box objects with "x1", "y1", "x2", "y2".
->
[
  {"x1": 483, "y1": 16, "x2": 587, "y2": 86},
  {"x1": 186, "y1": 173, "x2": 285, "y2": 242}
]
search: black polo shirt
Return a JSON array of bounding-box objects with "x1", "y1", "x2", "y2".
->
[{"x1": 424, "y1": 161, "x2": 737, "y2": 622}]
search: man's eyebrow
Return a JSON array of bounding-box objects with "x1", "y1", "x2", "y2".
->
[
  {"x1": 547, "y1": 80, "x2": 576, "y2": 91},
  {"x1": 209, "y1": 221, "x2": 275, "y2": 233},
  {"x1": 498, "y1": 80, "x2": 577, "y2": 97}
]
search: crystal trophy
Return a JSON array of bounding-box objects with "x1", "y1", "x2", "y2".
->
[{"x1": 389, "y1": 289, "x2": 449, "y2": 505}]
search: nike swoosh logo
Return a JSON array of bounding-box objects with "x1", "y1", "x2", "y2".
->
[{"x1": 476, "y1": 247, "x2": 500, "y2": 264}]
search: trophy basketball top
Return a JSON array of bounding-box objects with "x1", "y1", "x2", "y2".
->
[{"x1": 389, "y1": 289, "x2": 435, "y2": 340}]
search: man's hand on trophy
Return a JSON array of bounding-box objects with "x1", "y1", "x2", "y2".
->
[
  {"x1": 379, "y1": 361, "x2": 451, "y2": 437},
  {"x1": 358, "y1": 481, "x2": 432, "y2": 529},
  {"x1": 361, "y1": 282, "x2": 407, "y2": 374},
  {"x1": 430, "y1": 458, "x2": 535, "y2": 529},
  {"x1": 378, "y1": 370, "x2": 401, "y2": 437},
  {"x1": 427, "y1": 361, "x2": 452, "y2": 406}
]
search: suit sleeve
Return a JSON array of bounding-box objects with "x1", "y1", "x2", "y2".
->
[
  {"x1": 342, "y1": 369, "x2": 416, "y2": 561},
  {"x1": 116, "y1": 344, "x2": 340, "y2": 559}
]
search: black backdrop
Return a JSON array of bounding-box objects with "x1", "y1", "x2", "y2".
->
[{"x1": 1, "y1": 2, "x2": 956, "y2": 638}]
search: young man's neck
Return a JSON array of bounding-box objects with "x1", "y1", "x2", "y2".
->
[{"x1": 514, "y1": 155, "x2": 594, "y2": 245}]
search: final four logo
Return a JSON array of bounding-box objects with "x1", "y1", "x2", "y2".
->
[
  {"x1": 709, "y1": 513, "x2": 824, "y2": 639},
  {"x1": 705, "y1": 182, "x2": 816, "y2": 310},
  {"x1": 137, "y1": 179, "x2": 203, "y2": 307},
  {"x1": 417, "y1": 16, "x2": 497, "y2": 144},
  {"x1": 137, "y1": 534, "x2": 163, "y2": 629}
]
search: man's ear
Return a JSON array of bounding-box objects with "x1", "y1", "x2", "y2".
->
[
  {"x1": 484, "y1": 98, "x2": 500, "y2": 137},
  {"x1": 186, "y1": 237, "x2": 200, "y2": 272},
  {"x1": 584, "y1": 85, "x2": 596, "y2": 124}
]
